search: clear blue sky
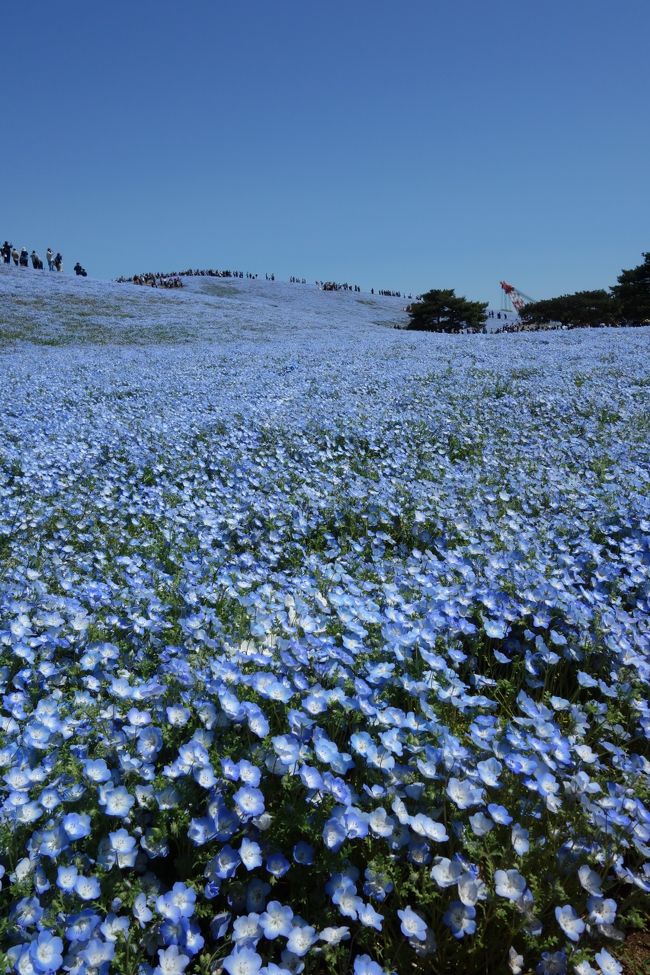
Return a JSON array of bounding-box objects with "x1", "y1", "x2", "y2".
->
[{"x1": 2, "y1": 0, "x2": 648, "y2": 301}]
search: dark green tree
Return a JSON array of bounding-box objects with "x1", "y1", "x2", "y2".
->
[
  {"x1": 406, "y1": 289, "x2": 488, "y2": 333},
  {"x1": 519, "y1": 290, "x2": 620, "y2": 328},
  {"x1": 611, "y1": 252, "x2": 650, "y2": 322}
]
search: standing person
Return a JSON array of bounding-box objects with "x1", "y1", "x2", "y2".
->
[
  {"x1": 1, "y1": 241, "x2": 11, "y2": 264},
  {"x1": 11, "y1": 248, "x2": 19, "y2": 265},
  {"x1": 31, "y1": 250, "x2": 42, "y2": 269},
  {"x1": 19, "y1": 248, "x2": 29, "y2": 267},
  {"x1": 46, "y1": 248, "x2": 54, "y2": 270},
  {"x1": 54, "y1": 252, "x2": 63, "y2": 272}
]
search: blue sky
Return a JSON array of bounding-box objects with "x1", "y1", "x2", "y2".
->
[{"x1": 2, "y1": 0, "x2": 648, "y2": 302}]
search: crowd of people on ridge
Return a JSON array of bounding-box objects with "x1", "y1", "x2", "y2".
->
[
  {"x1": 318, "y1": 281, "x2": 361, "y2": 292},
  {"x1": 2, "y1": 239, "x2": 88, "y2": 276},
  {"x1": 116, "y1": 273, "x2": 183, "y2": 289},
  {"x1": 117, "y1": 268, "x2": 267, "y2": 287},
  {"x1": 115, "y1": 266, "x2": 417, "y2": 300},
  {"x1": 373, "y1": 288, "x2": 410, "y2": 298}
]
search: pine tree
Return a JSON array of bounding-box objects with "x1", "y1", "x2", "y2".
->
[
  {"x1": 406, "y1": 289, "x2": 488, "y2": 333},
  {"x1": 611, "y1": 252, "x2": 650, "y2": 322}
]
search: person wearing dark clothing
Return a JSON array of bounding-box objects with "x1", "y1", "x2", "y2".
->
[
  {"x1": 54, "y1": 253, "x2": 63, "y2": 272},
  {"x1": 1, "y1": 241, "x2": 11, "y2": 264},
  {"x1": 19, "y1": 248, "x2": 29, "y2": 267},
  {"x1": 31, "y1": 251, "x2": 43, "y2": 269},
  {"x1": 74, "y1": 263, "x2": 87, "y2": 277}
]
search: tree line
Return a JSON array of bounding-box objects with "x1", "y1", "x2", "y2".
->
[
  {"x1": 406, "y1": 252, "x2": 650, "y2": 333},
  {"x1": 519, "y1": 252, "x2": 650, "y2": 329}
]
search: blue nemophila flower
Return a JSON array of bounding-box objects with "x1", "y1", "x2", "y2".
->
[
  {"x1": 166, "y1": 705, "x2": 190, "y2": 726},
  {"x1": 155, "y1": 945, "x2": 191, "y2": 975},
  {"x1": 511, "y1": 823, "x2": 530, "y2": 854},
  {"x1": 12, "y1": 896, "x2": 44, "y2": 930},
  {"x1": 536, "y1": 950, "x2": 567, "y2": 974},
  {"x1": 494, "y1": 869, "x2": 527, "y2": 902},
  {"x1": 62, "y1": 812, "x2": 92, "y2": 840},
  {"x1": 353, "y1": 955, "x2": 386, "y2": 975},
  {"x1": 431, "y1": 857, "x2": 463, "y2": 888},
  {"x1": 240, "y1": 839, "x2": 263, "y2": 871},
  {"x1": 266, "y1": 852, "x2": 291, "y2": 878},
  {"x1": 323, "y1": 817, "x2": 346, "y2": 852},
  {"x1": 508, "y1": 947, "x2": 524, "y2": 974},
  {"x1": 469, "y1": 811, "x2": 494, "y2": 836},
  {"x1": 458, "y1": 870, "x2": 487, "y2": 907},
  {"x1": 332, "y1": 881, "x2": 363, "y2": 920},
  {"x1": 29, "y1": 931, "x2": 64, "y2": 973},
  {"x1": 578, "y1": 865, "x2": 602, "y2": 896},
  {"x1": 232, "y1": 913, "x2": 262, "y2": 944},
  {"x1": 109, "y1": 828, "x2": 137, "y2": 867},
  {"x1": 81, "y1": 938, "x2": 115, "y2": 967},
  {"x1": 212, "y1": 845, "x2": 241, "y2": 879},
  {"x1": 133, "y1": 893, "x2": 153, "y2": 927},
  {"x1": 357, "y1": 901, "x2": 384, "y2": 930},
  {"x1": 443, "y1": 901, "x2": 476, "y2": 939},
  {"x1": 56, "y1": 864, "x2": 78, "y2": 892},
  {"x1": 594, "y1": 949, "x2": 622, "y2": 975},
  {"x1": 285, "y1": 923, "x2": 318, "y2": 956},
  {"x1": 447, "y1": 777, "x2": 484, "y2": 809},
  {"x1": 74, "y1": 875, "x2": 101, "y2": 901},
  {"x1": 397, "y1": 906, "x2": 427, "y2": 941},
  {"x1": 320, "y1": 926, "x2": 350, "y2": 945},
  {"x1": 272, "y1": 735, "x2": 300, "y2": 766},
  {"x1": 234, "y1": 786, "x2": 265, "y2": 818},
  {"x1": 587, "y1": 896, "x2": 617, "y2": 926},
  {"x1": 554, "y1": 904, "x2": 585, "y2": 942},
  {"x1": 156, "y1": 883, "x2": 196, "y2": 922},
  {"x1": 64, "y1": 909, "x2": 101, "y2": 942},
  {"x1": 238, "y1": 760, "x2": 262, "y2": 786},
  {"x1": 246, "y1": 879, "x2": 272, "y2": 913},
  {"x1": 410, "y1": 812, "x2": 448, "y2": 841},
  {"x1": 101, "y1": 785, "x2": 135, "y2": 817},
  {"x1": 476, "y1": 757, "x2": 502, "y2": 786},
  {"x1": 292, "y1": 840, "x2": 314, "y2": 865},
  {"x1": 487, "y1": 803, "x2": 512, "y2": 825},
  {"x1": 298, "y1": 764, "x2": 324, "y2": 790},
  {"x1": 101, "y1": 913, "x2": 130, "y2": 941},
  {"x1": 259, "y1": 901, "x2": 294, "y2": 939}
]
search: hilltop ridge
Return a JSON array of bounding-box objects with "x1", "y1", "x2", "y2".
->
[{"x1": 0, "y1": 263, "x2": 411, "y2": 348}]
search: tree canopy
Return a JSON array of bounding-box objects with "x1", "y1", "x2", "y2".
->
[
  {"x1": 406, "y1": 289, "x2": 488, "y2": 333},
  {"x1": 611, "y1": 251, "x2": 650, "y2": 323},
  {"x1": 518, "y1": 252, "x2": 650, "y2": 329},
  {"x1": 519, "y1": 290, "x2": 619, "y2": 329}
]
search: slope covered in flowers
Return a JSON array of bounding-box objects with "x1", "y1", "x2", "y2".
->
[{"x1": 0, "y1": 265, "x2": 649, "y2": 975}]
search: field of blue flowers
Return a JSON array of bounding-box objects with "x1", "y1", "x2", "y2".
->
[{"x1": 0, "y1": 267, "x2": 649, "y2": 975}]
